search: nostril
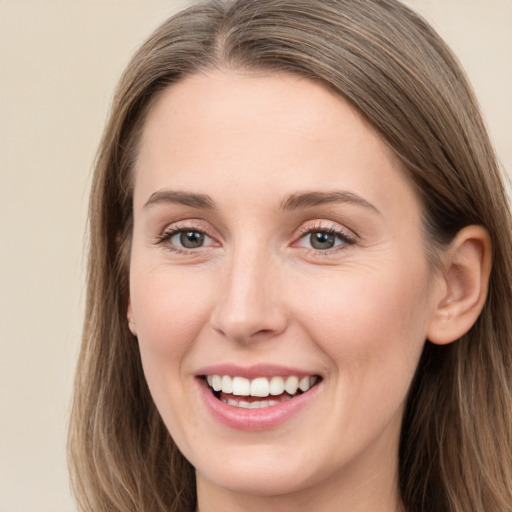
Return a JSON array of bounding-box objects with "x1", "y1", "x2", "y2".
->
[{"x1": 251, "y1": 328, "x2": 275, "y2": 338}]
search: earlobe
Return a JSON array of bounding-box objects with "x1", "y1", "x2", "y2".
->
[
  {"x1": 127, "y1": 298, "x2": 138, "y2": 336},
  {"x1": 427, "y1": 225, "x2": 492, "y2": 345}
]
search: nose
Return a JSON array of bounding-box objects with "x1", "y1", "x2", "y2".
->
[{"x1": 209, "y1": 248, "x2": 288, "y2": 343}]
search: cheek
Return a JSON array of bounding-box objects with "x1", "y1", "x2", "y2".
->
[
  {"x1": 129, "y1": 266, "x2": 215, "y2": 441},
  {"x1": 292, "y1": 261, "x2": 431, "y2": 390},
  {"x1": 129, "y1": 266, "x2": 213, "y2": 372}
]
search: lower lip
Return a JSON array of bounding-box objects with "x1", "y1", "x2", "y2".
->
[{"x1": 197, "y1": 378, "x2": 321, "y2": 431}]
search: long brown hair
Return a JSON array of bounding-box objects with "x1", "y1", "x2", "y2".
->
[{"x1": 68, "y1": 1, "x2": 512, "y2": 510}]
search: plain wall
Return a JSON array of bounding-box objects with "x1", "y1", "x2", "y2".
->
[{"x1": 0, "y1": 1, "x2": 510, "y2": 511}]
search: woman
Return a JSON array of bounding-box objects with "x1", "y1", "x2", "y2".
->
[{"x1": 68, "y1": 0, "x2": 512, "y2": 511}]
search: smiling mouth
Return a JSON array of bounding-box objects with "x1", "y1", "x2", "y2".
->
[{"x1": 203, "y1": 374, "x2": 321, "y2": 409}]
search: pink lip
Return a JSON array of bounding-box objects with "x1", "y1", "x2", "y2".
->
[
  {"x1": 196, "y1": 363, "x2": 317, "y2": 379},
  {"x1": 196, "y1": 373, "x2": 322, "y2": 432}
]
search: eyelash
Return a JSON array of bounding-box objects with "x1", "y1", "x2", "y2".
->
[
  {"x1": 155, "y1": 222, "x2": 216, "y2": 255},
  {"x1": 155, "y1": 222, "x2": 356, "y2": 255},
  {"x1": 294, "y1": 223, "x2": 356, "y2": 254}
]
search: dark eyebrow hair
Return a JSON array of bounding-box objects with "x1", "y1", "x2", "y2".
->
[
  {"x1": 143, "y1": 189, "x2": 378, "y2": 213},
  {"x1": 143, "y1": 190, "x2": 216, "y2": 210},
  {"x1": 280, "y1": 190, "x2": 380, "y2": 213}
]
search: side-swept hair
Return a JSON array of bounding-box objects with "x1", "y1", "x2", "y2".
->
[{"x1": 68, "y1": 1, "x2": 512, "y2": 510}]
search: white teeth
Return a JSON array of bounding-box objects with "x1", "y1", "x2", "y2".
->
[
  {"x1": 299, "y1": 376, "x2": 312, "y2": 392},
  {"x1": 206, "y1": 374, "x2": 319, "y2": 398},
  {"x1": 284, "y1": 376, "x2": 299, "y2": 395},
  {"x1": 212, "y1": 375, "x2": 222, "y2": 392},
  {"x1": 232, "y1": 376, "x2": 251, "y2": 396},
  {"x1": 221, "y1": 397, "x2": 290, "y2": 408},
  {"x1": 269, "y1": 376, "x2": 285, "y2": 396},
  {"x1": 250, "y1": 377, "x2": 269, "y2": 397},
  {"x1": 221, "y1": 375, "x2": 233, "y2": 394}
]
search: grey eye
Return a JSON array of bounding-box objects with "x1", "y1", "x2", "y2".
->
[
  {"x1": 309, "y1": 231, "x2": 336, "y2": 250},
  {"x1": 173, "y1": 230, "x2": 206, "y2": 249},
  {"x1": 296, "y1": 228, "x2": 351, "y2": 252}
]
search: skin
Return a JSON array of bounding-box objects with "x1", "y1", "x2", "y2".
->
[{"x1": 127, "y1": 70, "x2": 487, "y2": 511}]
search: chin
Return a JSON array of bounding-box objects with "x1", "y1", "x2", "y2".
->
[
  {"x1": 198, "y1": 457, "x2": 322, "y2": 497},
  {"x1": 189, "y1": 436, "x2": 340, "y2": 500}
]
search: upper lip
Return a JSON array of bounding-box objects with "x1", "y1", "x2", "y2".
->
[{"x1": 196, "y1": 363, "x2": 320, "y2": 380}]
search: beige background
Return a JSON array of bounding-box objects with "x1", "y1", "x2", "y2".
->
[{"x1": 0, "y1": 1, "x2": 510, "y2": 511}]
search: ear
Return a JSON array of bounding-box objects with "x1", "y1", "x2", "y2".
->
[
  {"x1": 427, "y1": 225, "x2": 492, "y2": 345},
  {"x1": 127, "y1": 297, "x2": 138, "y2": 336}
]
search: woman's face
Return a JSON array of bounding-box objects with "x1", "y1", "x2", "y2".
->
[{"x1": 128, "y1": 71, "x2": 443, "y2": 506}]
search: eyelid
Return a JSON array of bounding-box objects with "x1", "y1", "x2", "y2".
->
[
  {"x1": 292, "y1": 220, "x2": 357, "y2": 252},
  {"x1": 153, "y1": 218, "x2": 356, "y2": 255},
  {"x1": 295, "y1": 219, "x2": 356, "y2": 240},
  {"x1": 154, "y1": 220, "x2": 220, "y2": 251}
]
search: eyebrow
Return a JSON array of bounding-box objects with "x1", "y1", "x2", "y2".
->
[
  {"x1": 143, "y1": 188, "x2": 379, "y2": 214},
  {"x1": 280, "y1": 190, "x2": 380, "y2": 213},
  {"x1": 144, "y1": 190, "x2": 216, "y2": 210}
]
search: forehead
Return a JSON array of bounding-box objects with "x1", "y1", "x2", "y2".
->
[
  {"x1": 138, "y1": 69, "x2": 393, "y2": 164},
  {"x1": 133, "y1": 69, "x2": 419, "y2": 222}
]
